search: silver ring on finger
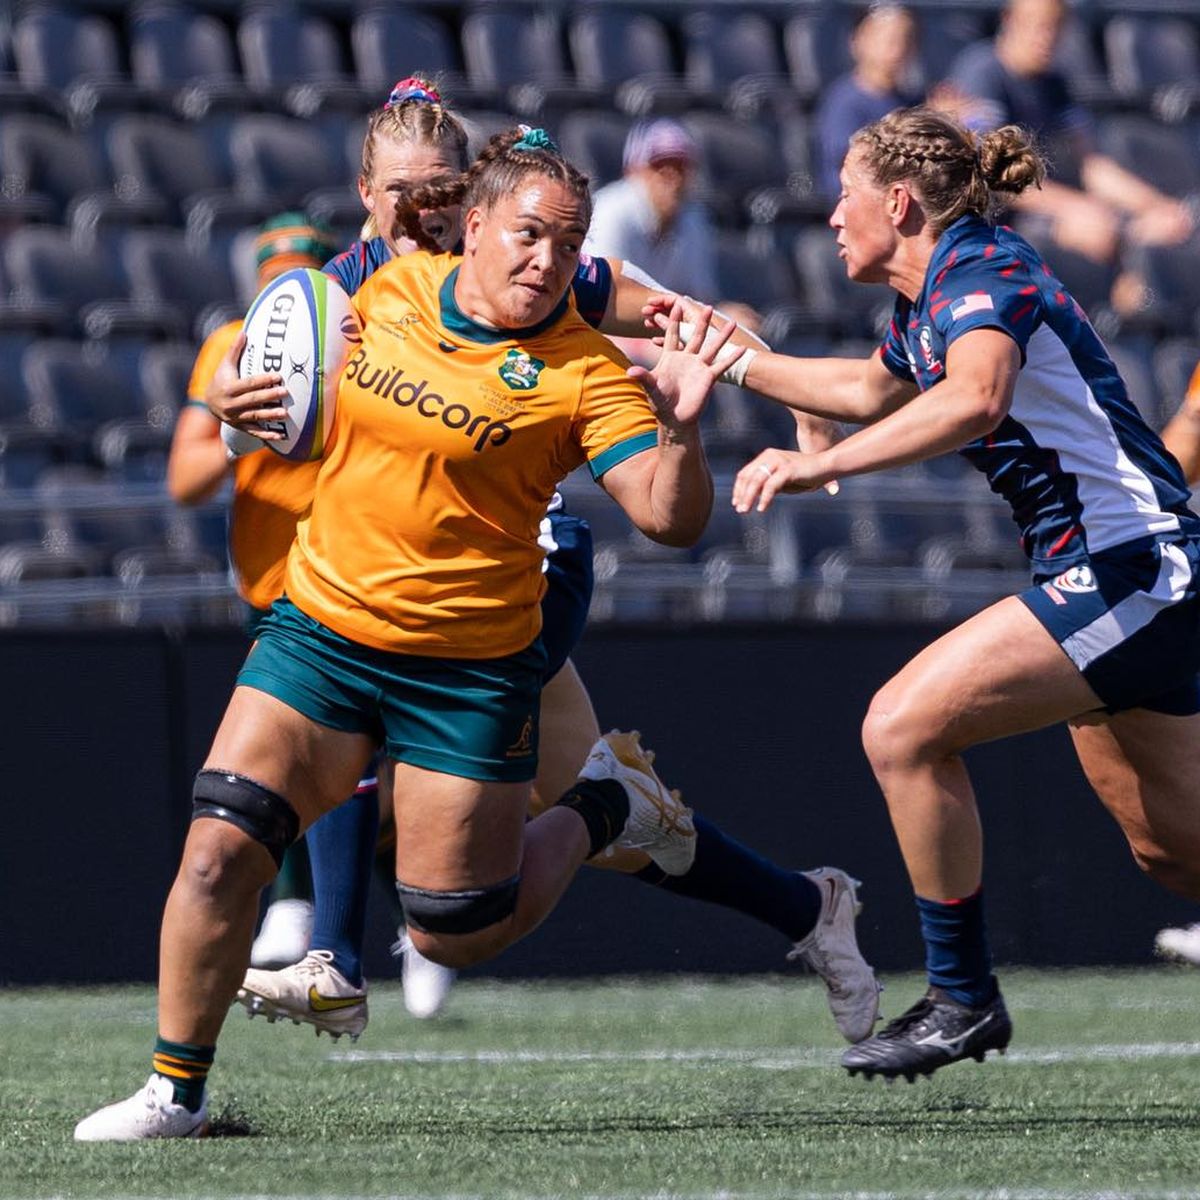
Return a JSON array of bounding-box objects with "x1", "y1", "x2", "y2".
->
[{"x1": 756, "y1": 464, "x2": 774, "y2": 478}]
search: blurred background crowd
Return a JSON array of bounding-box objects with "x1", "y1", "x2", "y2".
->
[{"x1": 2, "y1": 0, "x2": 1200, "y2": 629}]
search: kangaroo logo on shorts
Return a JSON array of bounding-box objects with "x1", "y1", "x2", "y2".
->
[
  {"x1": 1052, "y1": 565, "x2": 1098, "y2": 594},
  {"x1": 498, "y1": 349, "x2": 544, "y2": 391},
  {"x1": 506, "y1": 716, "x2": 534, "y2": 758}
]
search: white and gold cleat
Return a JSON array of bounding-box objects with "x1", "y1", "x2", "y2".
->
[
  {"x1": 236, "y1": 949, "x2": 367, "y2": 1040},
  {"x1": 579, "y1": 730, "x2": 696, "y2": 876}
]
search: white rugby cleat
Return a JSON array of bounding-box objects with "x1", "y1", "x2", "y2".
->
[
  {"x1": 236, "y1": 949, "x2": 367, "y2": 1040},
  {"x1": 74, "y1": 1074, "x2": 208, "y2": 1142},
  {"x1": 1155, "y1": 922, "x2": 1200, "y2": 965},
  {"x1": 788, "y1": 866, "x2": 882, "y2": 1043},
  {"x1": 249, "y1": 898, "x2": 314, "y2": 969},
  {"x1": 393, "y1": 931, "x2": 457, "y2": 1019},
  {"x1": 579, "y1": 730, "x2": 696, "y2": 876}
]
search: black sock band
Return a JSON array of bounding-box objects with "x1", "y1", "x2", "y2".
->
[{"x1": 555, "y1": 778, "x2": 629, "y2": 858}]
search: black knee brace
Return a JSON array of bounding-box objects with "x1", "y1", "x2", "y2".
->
[
  {"x1": 192, "y1": 769, "x2": 299, "y2": 868},
  {"x1": 396, "y1": 874, "x2": 520, "y2": 935}
]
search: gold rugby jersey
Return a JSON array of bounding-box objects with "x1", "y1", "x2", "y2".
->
[
  {"x1": 187, "y1": 320, "x2": 320, "y2": 612},
  {"x1": 284, "y1": 251, "x2": 658, "y2": 656}
]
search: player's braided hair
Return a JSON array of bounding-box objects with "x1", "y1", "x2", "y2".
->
[
  {"x1": 358, "y1": 76, "x2": 470, "y2": 241},
  {"x1": 392, "y1": 127, "x2": 592, "y2": 254},
  {"x1": 851, "y1": 107, "x2": 1046, "y2": 235}
]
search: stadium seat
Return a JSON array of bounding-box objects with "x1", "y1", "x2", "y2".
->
[
  {"x1": 568, "y1": 8, "x2": 679, "y2": 111},
  {"x1": 680, "y1": 112, "x2": 789, "y2": 224},
  {"x1": 12, "y1": 7, "x2": 122, "y2": 91},
  {"x1": 13, "y1": 6, "x2": 146, "y2": 125},
  {"x1": 555, "y1": 110, "x2": 631, "y2": 189},
  {"x1": 782, "y1": 8, "x2": 856, "y2": 105},
  {"x1": 1105, "y1": 338, "x2": 1163, "y2": 430},
  {"x1": 3, "y1": 227, "x2": 127, "y2": 332},
  {"x1": 682, "y1": 10, "x2": 787, "y2": 102},
  {"x1": 1104, "y1": 15, "x2": 1200, "y2": 108},
  {"x1": 1125, "y1": 241, "x2": 1200, "y2": 337},
  {"x1": 1095, "y1": 115, "x2": 1200, "y2": 202},
  {"x1": 120, "y1": 227, "x2": 235, "y2": 329},
  {"x1": 111, "y1": 543, "x2": 225, "y2": 586},
  {"x1": 104, "y1": 114, "x2": 233, "y2": 224},
  {"x1": 237, "y1": 7, "x2": 356, "y2": 116},
  {"x1": 792, "y1": 225, "x2": 894, "y2": 339},
  {"x1": 36, "y1": 473, "x2": 190, "y2": 573},
  {"x1": 22, "y1": 338, "x2": 150, "y2": 437},
  {"x1": 0, "y1": 113, "x2": 107, "y2": 223},
  {"x1": 228, "y1": 114, "x2": 346, "y2": 207},
  {"x1": 713, "y1": 228, "x2": 800, "y2": 317},
  {"x1": 1052, "y1": 12, "x2": 1114, "y2": 108},
  {"x1": 1152, "y1": 337, "x2": 1200, "y2": 425},
  {"x1": 351, "y1": 7, "x2": 464, "y2": 99},
  {"x1": 0, "y1": 543, "x2": 98, "y2": 583},
  {"x1": 461, "y1": 7, "x2": 569, "y2": 100},
  {"x1": 128, "y1": 3, "x2": 251, "y2": 118},
  {"x1": 459, "y1": 109, "x2": 524, "y2": 159},
  {"x1": 140, "y1": 341, "x2": 199, "y2": 424}
]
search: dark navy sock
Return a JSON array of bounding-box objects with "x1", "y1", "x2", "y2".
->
[
  {"x1": 633, "y1": 815, "x2": 823, "y2": 942},
  {"x1": 916, "y1": 888, "x2": 998, "y2": 1008},
  {"x1": 306, "y1": 782, "x2": 379, "y2": 988}
]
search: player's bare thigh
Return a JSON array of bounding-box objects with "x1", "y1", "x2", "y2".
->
[
  {"x1": 388, "y1": 760, "x2": 531, "y2": 890},
  {"x1": 1069, "y1": 708, "x2": 1200, "y2": 896},
  {"x1": 864, "y1": 596, "x2": 1102, "y2": 763},
  {"x1": 204, "y1": 684, "x2": 377, "y2": 831}
]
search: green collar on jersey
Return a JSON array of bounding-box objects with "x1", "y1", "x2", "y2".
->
[{"x1": 439, "y1": 267, "x2": 569, "y2": 344}]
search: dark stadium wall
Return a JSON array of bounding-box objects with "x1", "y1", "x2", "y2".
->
[{"x1": 1, "y1": 626, "x2": 1193, "y2": 985}]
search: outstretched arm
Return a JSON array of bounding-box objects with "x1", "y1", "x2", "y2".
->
[{"x1": 733, "y1": 329, "x2": 1019, "y2": 511}]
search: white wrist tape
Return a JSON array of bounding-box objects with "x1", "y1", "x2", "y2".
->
[
  {"x1": 677, "y1": 321, "x2": 761, "y2": 388},
  {"x1": 221, "y1": 422, "x2": 265, "y2": 459}
]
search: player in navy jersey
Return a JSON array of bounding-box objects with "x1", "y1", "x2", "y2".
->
[
  {"x1": 721, "y1": 106, "x2": 1200, "y2": 1081},
  {"x1": 213, "y1": 82, "x2": 879, "y2": 1046}
]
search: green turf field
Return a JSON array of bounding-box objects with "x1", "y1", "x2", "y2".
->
[{"x1": 3, "y1": 969, "x2": 1200, "y2": 1199}]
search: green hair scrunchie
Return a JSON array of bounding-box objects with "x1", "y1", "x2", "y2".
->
[{"x1": 513, "y1": 126, "x2": 559, "y2": 154}]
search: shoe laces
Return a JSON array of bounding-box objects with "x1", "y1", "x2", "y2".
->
[
  {"x1": 876, "y1": 992, "x2": 936, "y2": 1040},
  {"x1": 293, "y1": 949, "x2": 337, "y2": 977}
]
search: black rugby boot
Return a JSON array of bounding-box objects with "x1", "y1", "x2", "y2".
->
[{"x1": 840, "y1": 986, "x2": 1012, "y2": 1082}]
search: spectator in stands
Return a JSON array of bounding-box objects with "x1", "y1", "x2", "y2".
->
[
  {"x1": 166, "y1": 212, "x2": 339, "y2": 974},
  {"x1": 585, "y1": 118, "x2": 762, "y2": 339},
  {"x1": 724, "y1": 106, "x2": 1200, "y2": 1082},
  {"x1": 940, "y1": 0, "x2": 1193, "y2": 270},
  {"x1": 816, "y1": 5, "x2": 922, "y2": 203}
]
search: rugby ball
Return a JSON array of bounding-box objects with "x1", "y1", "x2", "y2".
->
[{"x1": 239, "y1": 267, "x2": 361, "y2": 462}]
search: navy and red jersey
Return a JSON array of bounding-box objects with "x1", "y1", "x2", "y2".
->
[{"x1": 878, "y1": 215, "x2": 1195, "y2": 570}]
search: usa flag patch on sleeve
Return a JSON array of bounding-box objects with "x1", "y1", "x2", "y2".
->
[{"x1": 949, "y1": 293, "x2": 994, "y2": 320}]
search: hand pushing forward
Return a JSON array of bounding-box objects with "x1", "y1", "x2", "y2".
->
[{"x1": 628, "y1": 301, "x2": 743, "y2": 433}]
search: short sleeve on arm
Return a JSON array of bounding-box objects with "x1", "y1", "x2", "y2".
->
[
  {"x1": 570, "y1": 253, "x2": 615, "y2": 329},
  {"x1": 931, "y1": 252, "x2": 1042, "y2": 357},
  {"x1": 878, "y1": 310, "x2": 915, "y2": 383},
  {"x1": 573, "y1": 350, "x2": 659, "y2": 480}
]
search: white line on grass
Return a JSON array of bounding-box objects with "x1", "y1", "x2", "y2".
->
[
  {"x1": 329, "y1": 1042, "x2": 1200, "y2": 1068},
  {"x1": 153, "y1": 1190, "x2": 1200, "y2": 1200}
]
